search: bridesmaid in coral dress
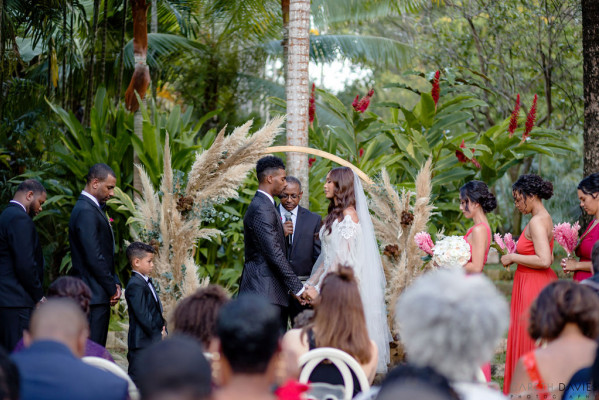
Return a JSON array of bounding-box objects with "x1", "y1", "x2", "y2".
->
[
  {"x1": 501, "y1": 174, "x2": 557, "y2": 394},
  {"x1": 460, "y1": 181, "x2": 496, "y2": 274},
  {"x1": 561, "y1": 173, "x2": 599, "y2": 281}
]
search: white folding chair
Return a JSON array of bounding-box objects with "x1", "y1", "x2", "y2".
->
[
  {"x1": 298, "y1": 347, "x2": 370, "y2": 400},
  {"x1": 82, "y1": 356, "x2": 140, "y2": 400}
]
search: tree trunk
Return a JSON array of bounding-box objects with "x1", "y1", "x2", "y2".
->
[
  {"x1": 99, "y1": 0, "x2": 109, "y2": 86},
  {"x1": 281, "y1": 0, "x2": 289, "y2": 83},
  {"x1": 83, "y1": 0, "x2": 101, "y2": 126},
  {"x1": 285, "y1": 0, "x2": 310, "y2": 207},
  {"x1": 151, "y1": 0, "x2": 157, "y2": 33},
  {"x1": 116, "y1": 0, "x2": 128, "y2": 103},
  {"x1": 70, "y1": 0, "x2": 75, "y2": 111},
  {"x1": 583, "y1": 0, "x2": 599, "y2": 176},
  {"x1": 0, "y1": 0, "x2": 4, "y2": 119},
  {"x1": 62, "y1": 0, "x2": 67, "y2": 108}
]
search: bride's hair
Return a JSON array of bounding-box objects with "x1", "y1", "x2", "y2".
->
[
  {"x1": 324, "y1": 167, "x2": 356, "y2": 235},
  {"x1": 303, "y1": 266, "x2": 372, "y2": 364}
]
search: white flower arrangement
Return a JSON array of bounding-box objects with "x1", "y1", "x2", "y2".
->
[{"x1": 432, "y1": 235, "x2": 471, "y2": 270}]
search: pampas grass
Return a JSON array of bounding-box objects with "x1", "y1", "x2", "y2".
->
[
  {"x1": 133, "y1": 117, "x2": 285, "y2": 317},
  {"x1": 366, "y1": 159, "x2": 434, "y2": 363}
]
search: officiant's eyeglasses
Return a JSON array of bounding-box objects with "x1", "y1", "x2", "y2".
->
[{"x1": 280, "y1": 194, "x2": 299, "y2": 200}]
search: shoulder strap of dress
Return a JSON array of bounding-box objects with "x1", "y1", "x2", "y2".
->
[{"x1": 522, "y1": 351, "x2": 551, "y2": 397}]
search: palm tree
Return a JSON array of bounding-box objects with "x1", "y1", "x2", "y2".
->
[
  {"x1": 583, "y1": 0, "x2": 599, "y2": 176},
  {"x1": 83, "y1": 0, "x2": 101, "y2": 125}
]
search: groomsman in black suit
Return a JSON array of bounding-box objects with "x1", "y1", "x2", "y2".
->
[
  {"x1": 0, "y1": 179, "x2": 46, "y2": 351},
  {"x1": 240, "y1": 156, "x2": 312, "y2": 330},
  {"x1": 278, "y1": 176, "x2": 321, "y2": 324},
  {"x1": 69, "y1": 163, "x2": 120, "y2": 346}
]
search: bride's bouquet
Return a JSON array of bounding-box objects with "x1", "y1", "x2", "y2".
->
[
  {"x1": 553, "y1": 222, "x2": 580, "y2": 257},
  {"x1": 415, "y1": 232, "x2": 471, "y2": 270}
]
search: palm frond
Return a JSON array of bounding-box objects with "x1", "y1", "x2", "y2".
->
[{"x1": 312, "y1": 0, "x2": 425, "y2": 25}]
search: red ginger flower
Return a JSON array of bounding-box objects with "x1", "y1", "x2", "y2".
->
[
  {"x1": 359, "y1": 148, "x2": 364, "y2": 158},
  {"x1": 508, "y1": 94, "x2": 520, "y2": 137},
  {"x1": 274, "y1": 380, "x2": 310, "y2": 400},
  {"x1": 308, "y1": 83, "x2": 316, "y2": 125},
  {"x1": 522, "y1": 94, "x2": 537, "y2": 142},
  {"x1": 431, "y1": 70, "x2": 440, "y2": 108},
  {"x1": 308, "y1": 157, "x2": 316, "y2": 168},
  {"x1": 455, "y1": 140, "x2": 481, "y2": 169},
  {"x1": 352, "y1": 89, "x2": 374, "y2": 113}
]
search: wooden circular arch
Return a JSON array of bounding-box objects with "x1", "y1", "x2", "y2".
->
[{"x1": 265, "y1": 145, "x2": 373, "y2": 185}]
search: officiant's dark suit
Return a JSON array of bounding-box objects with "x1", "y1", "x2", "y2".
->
[
  {"x1": 69, "y1": 164, "x2": 120, "y2": 346},
  {"x1": 0, "y1": 180, "x2": 46, "y2": 352},
  {"x1": 239, "y1": 157, "x2": 303, "y2": 330}
]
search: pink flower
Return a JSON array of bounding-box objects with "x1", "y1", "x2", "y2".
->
[
  {"x1": 308, "y1": 83, "x2": 316, "y2": 125},
  {"x1": 431, "y1": 70, "x2": 440, "y2": 108},
  {"x1": 553, "y1": 222, "x2": 580, "y2": 256},
  {"x1": 494, "y1": 233, "x2": 506, "y2": 251},
  {"x1": 508, "y1": 94, "x2": 520, "y2": 138},
  {"x1": 352, "y1": 89, "x2": 374, "y2": 113},
  {"x1": 414, "y1": 232, "x2": 434, "y2": 256},
  {"x1": 504, "y1": 233, "x2": 517, "y2": 254},
  {"x1": 522, "y1": 94, "x2": 537, "y2": 142},
  {"x1": 274, "y1": 380, "x2": 310, "y2": 400}
]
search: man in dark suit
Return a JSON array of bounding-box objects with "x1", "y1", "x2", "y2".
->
[
  {"x1": 12, "y1": 299, "x2": 128, "y2": 400},
  {"x1": 278, "y1": 176, "x2": 321, "y2": 324},
  {"x1": 69, "y1": 163, "x2": 120, "y2": 346},
  {"x1": 239, "y1": 156, "x2": 312, "y2": 331},
  {"x1": 0, "y1": 179, "x2": 46, "y2": 352},
  {"x1": 124, "y1": 241, "x2": 165, "y2": 384}
]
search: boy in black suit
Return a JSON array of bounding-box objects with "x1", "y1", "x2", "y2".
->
[{"x1": 125, "y1": 242, "x2": 165, "y2": 384}]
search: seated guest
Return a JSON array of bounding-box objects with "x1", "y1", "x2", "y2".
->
[
  {"x1": 125, "y1": 242, "x2": 166, "y2": 384},
  {"x1": 172, "y1": 284, "x2": 229, "y2": 352},
  {"x1": 510, "y1": 281, "x2": 599, "y2": 399},
  {"x1": 396, "y1": 269, "x2": 508, "y2": 400},
  {"x1": 214, "y1": 294, "x2": 302, "y2": 400},
  {"x1": 0, "y1": 347, "x2": 18, "y2": 400},
  {"x1": 12, "y1": 276, "x2": 114, "y2": 361},
  {"x1": 136, "y1": 336, "x2": 212, "y2": 400},
  {"x1": 376, "y1": 364, "x2": 459, "y2": 400},
  {"x1": 282, "y1": 266, "x2": 378, "y2": 389},
  {"x1": 11, "y1": 299, "x2": 128, "y2": 400}
]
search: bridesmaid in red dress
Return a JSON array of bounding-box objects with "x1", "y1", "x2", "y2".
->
[
  {"x1": 561, "y1": 173, "x2": 599, "y2": 281},
  {"x1": 460, "y1": 181, "x2": 496, "y2": 274},
  {"x1": 501, "y1": 174, "x2": 557, "y2": 394}
]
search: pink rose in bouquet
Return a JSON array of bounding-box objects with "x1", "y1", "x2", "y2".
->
[{"x1": 553, "y1": 222, "x2": 580, "y2": 257}]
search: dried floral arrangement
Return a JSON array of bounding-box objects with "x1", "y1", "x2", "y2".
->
[
  {"x1": 366, "y1": 159, "x2": 435, "y2": 363},
  {"x1": 132, "y1": 116, "x2": 285, "y2": 316}
]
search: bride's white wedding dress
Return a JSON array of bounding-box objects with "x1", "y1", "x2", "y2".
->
[{"x1": 307, "y1": 172, "x2": 391, "y2": 373}]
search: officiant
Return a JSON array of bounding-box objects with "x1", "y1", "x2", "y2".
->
[{"x1": 278, "y1": 176, "x2": 322, "y2": 324}]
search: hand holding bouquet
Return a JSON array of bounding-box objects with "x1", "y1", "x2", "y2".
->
[{"x1": 554, "y1": 222, "x2": 580, "y2": 274}]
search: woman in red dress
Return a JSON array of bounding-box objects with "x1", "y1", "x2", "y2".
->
[
  {"x1": 561, "y1": 173, "x2": 599, "y2": 281},
  {"x1": 500, "y1": 174, "x2": 557, "y2": 394},
  {"x1": 460, "y1": 180, "x2": 496, "y2": 274}
]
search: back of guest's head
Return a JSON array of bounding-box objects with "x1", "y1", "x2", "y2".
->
[
  {"x1": 47, "y1": 276, "x2": 92, "y2": 316},
  {"x1": 376, "y1": 364, "x2": 458, "y2": 400},
  {"x1": 529, "y1": 280, "x2": 599, "y2": 341},
  {"x1": 512, "y1": 174, "x2": 553, "y2": 200},
  {"x1": 256, "y1": 156, "x2": 285, "y2": 183},
  {"x1": 578, "y1": 173, "x2": 599, "y2": 196},
  {"x1": 27, "y1": 299, "x2": 89, "y2": 351},
  {"x1": 15, "y1": 179, "x2": 46, "y2": 195},
  {"x1": 459, "y1": 180, "x2": 497, "y2": 213},
  {"x1": 126, "y1": 241, "x2": 155, "y2": 265},
  {"x1": 307, "y1": 266, "x2": 371, "y2": 364},
  {"x1": 86, "y1": 163, "x2": 115, "y2": 183},
  {"x1": 0, "y1": 347, "x2": 19, "y2": 400},
  {"x1": 217, "y1": 294, "x2": 281, "y2": 374},
  {"x1": 137, "y1": 336, "x2": 212, "y2": 400},
  {"x1": 396, "y1": 269, "x2": 508, "y2": 382},
  {"x1": 293, "y1": 309, "x2": 314, "y2": 329},
  {"x1": 172, "y1": 285, "x2": 230, "y2": 348}
]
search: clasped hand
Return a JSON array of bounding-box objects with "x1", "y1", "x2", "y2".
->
[
  {"x1": 560, "y1": 257, "x2": 576, "y2": 273},
  {"x1": 298, "y1": 285, "x2": 319, "y2": 305}
]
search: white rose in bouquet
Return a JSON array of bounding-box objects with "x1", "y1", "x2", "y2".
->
[{"x1": 432, "y1": 235, "x2": 471, "y2": 270}]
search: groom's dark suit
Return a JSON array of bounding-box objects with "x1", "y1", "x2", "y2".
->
[
  {"x1": 0, "y1": 202, "x2": 44, "y2": 351},
  {"x1": 69, "y1": 194, "x2": 120, "y2": 346},
  {"x1": 240, "y1": 192, "x2": 303, "y2": 325}
]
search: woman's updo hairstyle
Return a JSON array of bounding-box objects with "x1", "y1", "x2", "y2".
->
[
  {"x1": 512, "y1": 174, "x2": 553, "y2": 200},
  {"x1": 578, "y1": 173, "x2": 599, "y2": 198},
  {"x1": 459, "y1": 181, "x2": 497, "y2": 213}
]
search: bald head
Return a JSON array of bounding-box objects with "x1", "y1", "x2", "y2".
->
[{"x1": 24, "y1": 299, "x2": 89, "y2": 357}]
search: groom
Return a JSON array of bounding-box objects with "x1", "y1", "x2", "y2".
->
[{"x1": 240, "y1": 156, "x2": 313, "y2": 330}]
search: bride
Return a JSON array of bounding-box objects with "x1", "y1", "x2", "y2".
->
[{"x1": 303, "y1": 166, "x2": 390, "y2": 373}]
